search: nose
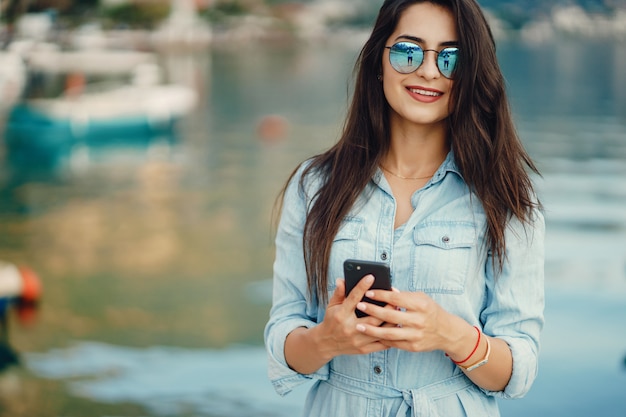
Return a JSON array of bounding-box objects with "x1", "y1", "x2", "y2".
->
[{"x1": 416, "y1": 49, "x2": 441, "y2": 80}]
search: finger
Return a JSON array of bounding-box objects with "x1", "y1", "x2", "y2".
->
[
  {"x1": 345, "y1": 274, "x2": 375, "y2": 307},
  {"x1": 365, "y1": 289, "x2": 430, "y2": 311},
  {"x1": 335, "y1": 278, "x2": 347, "y2": 298},
  {"x1": 364, "y1": 288, "x2": 402, "y2": 305},
  {"x1": 379, "y1": 339, "x2": 412, "y2": 351},
  {"x1": 356, "y1": 322, "x2": 408, "y2": 341},
  {"x1": 360, "y1": 314, "x2": 385, "y2": 327},
  {"x1": 356, "y1": 301, "x2": 406, "y2": 325},
  {"x1": 327, "y1": 278, "x2": 346, "y2": 306}
]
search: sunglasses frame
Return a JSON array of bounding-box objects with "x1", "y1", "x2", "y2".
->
[{"x1": 385, "y1": 41, "x2": 459, "y2": 79}]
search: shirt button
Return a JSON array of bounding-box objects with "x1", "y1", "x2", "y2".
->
[
  {"x1": 380, "y1": 252, "x2": 388, "y2": 261},
  {"x1": 441, "y1": 235, "x2": 450, "y2": 243},
  {"x1": 374, "y1": 365, "x2": 382, "y2": 374}
]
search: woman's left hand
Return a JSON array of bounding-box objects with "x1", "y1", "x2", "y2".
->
[
  {"x1": 355, "y1": 289, "x2": 454, "y2": 353},
  {"x1": 356, "y1": 289, "x2": 515, "y2": 392}
]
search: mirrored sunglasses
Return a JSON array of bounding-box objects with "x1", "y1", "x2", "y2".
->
[{"x1": 385, "y1": 41, "x2": 459, "y2": 79}]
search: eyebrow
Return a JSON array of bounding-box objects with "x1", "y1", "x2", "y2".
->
[{"x1": 394, "y1": 34, "x2": 459, "y2": 47}]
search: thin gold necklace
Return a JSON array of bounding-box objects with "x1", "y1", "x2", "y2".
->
[{"x1": 380, "y1": 165, "x2": 435, "y2": 180}]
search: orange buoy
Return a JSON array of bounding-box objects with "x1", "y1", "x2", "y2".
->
[
  {"x1": 17, "y1": 266, "x2": 42, "y2": 304},
  {"x1": 0, "y1": 262, "x2": 42, "y2": 303},
  {"x1": 256, "y1": 114, "x2": 289, "y2": 144}
]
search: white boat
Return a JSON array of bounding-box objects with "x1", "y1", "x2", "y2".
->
[
  {"x1": 0, "y1": 51, "x2": 27, "y2": 111},
  {"x1": 22, "y1": 62, "x2": 197, "y2": 140},
  {"x1": 4, "y1": 52, "x2": 197, "y2": 170}
]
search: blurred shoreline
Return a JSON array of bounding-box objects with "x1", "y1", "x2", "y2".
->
[{"x1": 2, "y1": 3, "x2": 626, "y2": 55}]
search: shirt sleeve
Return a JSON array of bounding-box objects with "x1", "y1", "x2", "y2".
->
[
  {"x1": 263, "y1": 165, "x2": 330, "y2": 396},
  {"x1": 480, "y1": 208, "x2": 545, "y2": 399}
]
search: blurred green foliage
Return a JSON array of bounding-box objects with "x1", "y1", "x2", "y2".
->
[
  {"x1": 99, "y1": 2, "x2": 170, "y2": 29},
  {"x1": 200, "y1": 0, "x2": 248, "y2": 24},
  {"x1": 2, "y1": 0, "x2": 623, "y2": 31}
]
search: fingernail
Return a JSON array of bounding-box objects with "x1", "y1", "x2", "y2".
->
[
  {"x1": 356, "y1": 324, "x2": 366, "y2": 332},
  {"x1": 356, "y1": 302, "x2": 366, "y2": 311},
  {"x1": 365, "y1": 274, "x2": 374, "y2": 283},
  {"x1": 365, "y1": 291, "x2": 374, "y2": 298}
]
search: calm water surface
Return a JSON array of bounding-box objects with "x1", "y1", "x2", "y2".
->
[{"x1": 0, "y1": 36, "x2": 625, "y2": 416}]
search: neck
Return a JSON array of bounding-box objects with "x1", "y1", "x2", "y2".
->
[{"x1": 383, "y1": 121, "x2": 449, "y2": 179}]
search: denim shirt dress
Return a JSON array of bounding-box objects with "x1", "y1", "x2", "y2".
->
[{"x1": 264, "y1": 152, "x2": 545, "y2": 417}]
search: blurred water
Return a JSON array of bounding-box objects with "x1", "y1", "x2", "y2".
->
[{"x1": 0, "y1": 35, "x2": 625, "y2": 416}]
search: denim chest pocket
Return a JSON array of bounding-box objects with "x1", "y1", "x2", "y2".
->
[
  {"x1": 410, "y1": 221, "x2": 477, "y2": 294},
  {"x1": 328, "y1": 217, "x2": 363, "y2": 294}
]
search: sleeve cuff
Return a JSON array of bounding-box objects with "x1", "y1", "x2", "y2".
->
[
  {"x1": 266, "y1": 319, "x2": 330, "y2": 396},
  {"x1": 481, "y1": 335, "x2": 539, "y2": 399}
]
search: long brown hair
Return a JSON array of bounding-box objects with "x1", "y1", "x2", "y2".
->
[{"x1": 278, "y1": 0, "x2": 540, "y2": 303}]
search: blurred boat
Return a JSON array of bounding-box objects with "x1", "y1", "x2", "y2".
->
[
  {"x1": 3, "y1": 53, "x2": 197, "y2": 171},
  {"x1": 0, "y1": 261, "x2": 41, "y2": 310},
  {"x1": 0, "y1": 260, "x2": 42, "y2": 372},
  {"x1": 0, "y1": 51, "x2": 27, "y2": 111},
  {"x1": 7, "y1": 65, "x2": 196, "y2": 144}
]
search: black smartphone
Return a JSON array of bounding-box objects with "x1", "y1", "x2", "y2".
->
[{"x1": 343, "y1": 259, "x2": 392, "y2": 317}]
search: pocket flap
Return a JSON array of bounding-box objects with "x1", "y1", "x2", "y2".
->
[
  {"x1": 334, "y1": 217, "x2": 363, "y2": 241},
  {"x1": 413, "y1": 221, "x2": 477, "y2": 249}
]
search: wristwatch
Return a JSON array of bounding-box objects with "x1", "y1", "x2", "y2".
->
[{"x1": 459, "y1": 336, "x2": 491, "y2": 372}]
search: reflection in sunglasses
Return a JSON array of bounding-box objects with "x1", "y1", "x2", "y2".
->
[{"x1": 386, "y1": 41, "x2": 459, "y2": 79}]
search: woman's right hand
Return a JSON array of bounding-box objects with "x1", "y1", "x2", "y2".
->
[
  {"x1": 316, "y1": 276, "x2": 392, "y2": 357},
  {"x1": 284, "y1": 275, "x2": 391, "y2": 374}
]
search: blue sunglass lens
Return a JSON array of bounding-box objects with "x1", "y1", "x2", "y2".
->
[
  {"x1": 437, "y1": 47, "x2": 459, "y2": 78},
  {"x1": 389, "y1": 42, "x2": 424, "y2": 74}
]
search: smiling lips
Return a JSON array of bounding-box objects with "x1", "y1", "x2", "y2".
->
[{"x1": 407, "y1": 86, "x2": 443, "y2": 103}]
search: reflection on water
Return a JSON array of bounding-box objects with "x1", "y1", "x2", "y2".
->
[
  {"x1": 26, "y1": 343, "x2": 302, "y2": 417},
  {"x1": 0, "y1": 36, "x2": 625, "y2": 416},
  {"x1": 22, "y1": 289, "x2": 626, "y2": 417}
]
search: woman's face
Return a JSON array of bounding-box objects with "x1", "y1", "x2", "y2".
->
[{"x1": 382, "y1": 2, "x2": 458, "y2": 130}]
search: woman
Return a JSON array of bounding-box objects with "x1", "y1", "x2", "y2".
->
[{"x1": 264, "y1": 0, "x2": 545, "y2": 416}]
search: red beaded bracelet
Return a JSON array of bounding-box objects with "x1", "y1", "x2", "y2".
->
[{"x1": 445, "y1": 326, "x2": 481, "y2": 365}]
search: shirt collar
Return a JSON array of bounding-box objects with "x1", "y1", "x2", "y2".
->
[{"x1": 434, "y1": 150, "x2": 462, "y2": 182}]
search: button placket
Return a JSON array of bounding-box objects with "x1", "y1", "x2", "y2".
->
[
  {"x1": 377, "y1": 197, "x2": 393, "y2": 266},
  {"x1": 370, "y1": 351, "x2": 386, "y2": 381}
]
